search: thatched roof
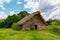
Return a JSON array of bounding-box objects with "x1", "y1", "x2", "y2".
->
[{"x1": 17, "y1": 11, "x2": 47, "y2": 25}]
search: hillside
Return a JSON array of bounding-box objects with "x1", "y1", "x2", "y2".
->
[
  {"x1": 0, "y1": 28, "x2": 60, "y2": 40},
  {"x1": 0, "y1": 20, "x2": 60, "y2": 40}
]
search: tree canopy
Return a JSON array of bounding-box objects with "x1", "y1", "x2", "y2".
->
[{"x1": 0, "y1": 11, "x2": 30, "y2": 28}]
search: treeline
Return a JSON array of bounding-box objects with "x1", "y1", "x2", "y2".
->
[
  {"x1": 47, "y1": 19, "x2": 60, "y2": 35},
  {"x1": 47, "y1": 19, "x2": 60, "y2": 25},
  {"x1": 0, "y1": 11, "x2": 30, "y2": 28}
]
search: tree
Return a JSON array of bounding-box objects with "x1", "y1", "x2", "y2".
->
[
  {"x1": 0, "y1": 11, "x2": 30, "y2": 28},
  {"x1": 18, "y1": 11, "x2": 30, "y2": 19},
  {"x1": 47, "y1": 19, "x2": 52, "y2": 25},
  {"x1": 3, "y1": 14, "x2": 21, "y2": 28},
  {"x1": 0, "y1": 20, "x2": 5, "y2": 28}
]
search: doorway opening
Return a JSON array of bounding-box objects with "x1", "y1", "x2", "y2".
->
[
  {"x1": 20, "y1": 25, "x2": 23, "y2": 30},
  {"x1": 35, "y1": 25, "x2": 37, "y2": 30}
]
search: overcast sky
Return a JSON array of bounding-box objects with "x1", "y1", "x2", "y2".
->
[{"x1": 0, "y1": 0, "x2": 60, "y2": 20}]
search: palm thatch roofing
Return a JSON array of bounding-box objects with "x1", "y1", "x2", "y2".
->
[{"x1": 18, "y1": 11, "x2": 47, "y2": 25}]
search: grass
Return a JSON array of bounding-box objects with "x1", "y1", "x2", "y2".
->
[{"x1": 0, "y1": 28, "x2": 60, "y2": 40}]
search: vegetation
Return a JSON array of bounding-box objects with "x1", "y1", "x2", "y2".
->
[
  {"x1": 47, "y1": 19, "x2": 52, "y2": 25},
  {"x1": 30, "y1": 22, "x2": 35, "y2": 30},
  {"x1": 0, "y1": 19, "x2": 60, "y2": 40},
  {"x1": 18, "y1": 11, "x2": 30, "y2": 19},
  {"x1": 12, "y1": 23, "x2": 20, "y2": 30},
  {"x1": 0, "y1": 11, "x2": 60, "y2": 40},
  {"x1": 0, "y1": 28, "x2": 60, "y2": 40},
  {"x1": 52, "y1": 28, "x2": 60, "y2": 35},
  {"x1": 47, "y1": 19, "x2": 60, "y2": 25},
  {"x1": 0, "y1": 11, "x2": 30, "y2": 28}
]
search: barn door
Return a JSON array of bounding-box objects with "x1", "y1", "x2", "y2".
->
[
  {"x1": 35, "y1": 25, "x2": 37, "y2": 30},
  {"x1": 20, "y1": 25, "x2": 23, "y2": 30}
]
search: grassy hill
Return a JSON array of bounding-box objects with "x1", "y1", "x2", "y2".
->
[
  {"x1": 0, "y1": 27, "x2": 60, "y2": 40},
  {"x1": 1, "y1": 19, "x2": 60, "y2": 40}
]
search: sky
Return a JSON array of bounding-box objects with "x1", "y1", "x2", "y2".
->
[{"x1": 0, "y1": 0, "x2": 60, "y2": 21}]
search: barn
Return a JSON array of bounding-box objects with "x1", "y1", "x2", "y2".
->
[{"x1": 17, "y1": 11, "x2": 47, "y2": 30}]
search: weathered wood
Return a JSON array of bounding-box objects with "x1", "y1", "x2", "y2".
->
[{"x1": 17, "y1": 11, "x2": 47, "y2": 30}]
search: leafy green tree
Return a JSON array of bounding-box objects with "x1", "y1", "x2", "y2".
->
[
  {"x1": 18, "y1": 11, "x2": 30, "y2": 19},
  {"x1": 4, "y1": 14, "x2": 21, "y2": 28},
  {"x1": 47, "y1": 19, "x2": 52, "y2": 25},
  {"x1": 0, "y1": 19, "x2": 5, "y2": 28},
  {"x1": 0, "y1": 11, "x2": 30, "y2": 28},
  {"x1": 0, "y1": 20, "x2": 4, "y2": 23}
]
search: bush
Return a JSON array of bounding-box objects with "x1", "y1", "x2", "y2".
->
[
  {"x1": 52, "y1": 28, "x2": 60, "y2": 34},
  {"x1": 12, "y1": 23, "x2": 20, "y2": 30},
  {"x1": 30, "y1": 22, "x2": 35, "y2": 30}
]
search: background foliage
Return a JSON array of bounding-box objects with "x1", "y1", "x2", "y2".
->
[{"x1": 0, "y1": 11, "x2": 30, "y2": 28}]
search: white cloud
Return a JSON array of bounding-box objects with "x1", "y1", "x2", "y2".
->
[
  {"x1": 24, "y1": 0, "x2": 40, "y2": 12},
  {"x1": 0, "y1": 0, "x2": 11, "y2": 10},
  {"x1": 50, "y1": 0, "x2": 60, "y2": 6},
  {"x1": 0, "y1": 11, "x2": 8, "y2": 19},
  {"x1": 47, "y1": 9, "x2": 60, "y2": 20},
  {"x1": 17, "y1": 1, "x2": 22, "y2": 4},
  {"x1": 0, "y1": 11, "x2": 16, "y2": 19},
  {"x1": 39, "y1": 0, "x2": 60, "y2": 20},
  {"x1": 0, "y1": 5, "x2": 5, "y2": 10},
  {"x1": 41, "y1": 12, "x2": 47, "y2": 21},
  {"x1": 4, "y1": 0, "x2": 11, "y2": 3},
  {"x1": 9, "y1": 11, "x2": 16, "y2": 16},
  {"x1": 24, "y1": 0, "x2": 33, "y2": 2}
]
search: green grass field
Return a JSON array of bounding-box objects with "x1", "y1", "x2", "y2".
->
[{"x1": 0, "y1": 26, "x2": 60, "y2": 40}]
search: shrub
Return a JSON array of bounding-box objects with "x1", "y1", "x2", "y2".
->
[
  {"x1": 30, "y1": 22, "x2": 35, "y2": 30},
  {"x1": 52, "y1": 28, "x2": 60, "y2": 34},
  {"x1": 12, "y1": 23, "x2": 20, "y2": 30}
]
